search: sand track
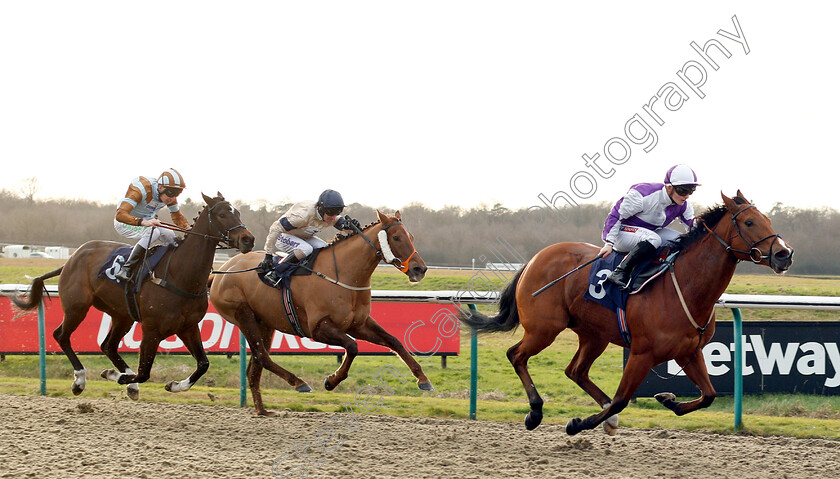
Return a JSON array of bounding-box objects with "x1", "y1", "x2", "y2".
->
[{"x1": 1, "y1": 393, "x2": 838, "y2": 479}]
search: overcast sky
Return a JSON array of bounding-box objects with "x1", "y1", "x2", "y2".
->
[{"x1": 1, "y1": 1, "x2": 837, "y2": 214}]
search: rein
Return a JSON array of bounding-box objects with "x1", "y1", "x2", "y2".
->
[{"x1": 158, "y1": 200, "x2": 247, "y2": 250}]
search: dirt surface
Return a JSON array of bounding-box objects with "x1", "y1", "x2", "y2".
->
[{"x1": 2, "y1": 394, "x2": 839, "y2": 479}]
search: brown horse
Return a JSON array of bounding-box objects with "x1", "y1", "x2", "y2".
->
[
  {"x1": 461, "y1": 191, "x2": 793, "y2": 435},
  {"x1": 209, "y1": 210, "x2": 433, "y2": 415},
  {"x1": 11, "y1": 193, "x2": 255, "y2": 399}
]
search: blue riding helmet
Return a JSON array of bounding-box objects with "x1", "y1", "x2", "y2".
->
[{"x1": 317, "y1": 189, "x2": 345, "y2": 209}]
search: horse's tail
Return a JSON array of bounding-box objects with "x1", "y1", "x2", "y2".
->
[
  {"x1": 10, "y1": 266, "x2": 63, "y2": 310},
  {"x1": 459, "y1": 267, "x2": 524, "y2": 333}
]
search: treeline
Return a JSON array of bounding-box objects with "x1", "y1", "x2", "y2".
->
[{"x1": 1, "y1": 189, "x2": 838, "y2": 274}]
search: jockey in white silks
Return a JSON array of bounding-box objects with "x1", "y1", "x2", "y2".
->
[
  {"x1": 597, "y1": 164, "x2": 700, "y2": 290},
  {"x1": 260, "y1": 189, "x2": 361, "y2": 271},
  {"x1": 113, "y1": 168, "x2": 189, "y2": 283}
]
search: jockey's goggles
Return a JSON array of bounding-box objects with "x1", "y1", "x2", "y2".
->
[
  {"x1": 161, "y1": 187, "x2": 183, "y2": 198},
  {"x1": 322, "y1": 206, "x2": 343, "y2": 216},
  {"x1": 673, "y1": 185, "x2": 696, "y2": 196}
]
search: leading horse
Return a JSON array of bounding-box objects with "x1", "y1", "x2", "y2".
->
[
  {"x1": 209, "y1": 210, "x2": 434, "y2": 416},
  {"x1": 461, "y1": 191, "x2": 793, "y2": 435},
  {"x1": 11, "y1": 193, "x2": 255, "y2": 399}
]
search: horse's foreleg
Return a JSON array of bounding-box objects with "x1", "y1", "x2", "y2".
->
[
  {"x1": 508, "y1": 328, "x2": 559, "y2": 431},
  {"x1": 99, "y1": 316, "x2": 140, "y2": 400},
  {"x1": 311, "y1": 320, "x2": 358, "y2": 391},
  {"x1": 566, "y1": 352, "x2": 654, "y2": 436},
  {"x1": 655, "y1": 350, "x2": 717, "y2": 416},
  {"x1": 165, "y1": 324, "x2": 209, "y2": 393},
  {"x1": 347, "y1": 317, "x2": 433, "y2": 392},
  {"x1": 113, "y1": 334, "x2": 160, "y2": 385},
  {"x1": 565, "y1": 336, "x2": 617, "y2": 435}
]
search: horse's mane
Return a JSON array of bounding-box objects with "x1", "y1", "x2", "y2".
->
[
  {"x1": 672, "y1": 204, "x2": 728, "y2": 250},
  {"x1": 673, "y1": 197, "x2": 748, "y2": 251},
  {"x1": 329, "y1": 220, "x2": 382, "y2": 246}
]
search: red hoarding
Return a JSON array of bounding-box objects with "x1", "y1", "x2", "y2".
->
[{"x1": 0, "y1": 296, "x2": 460, "y2": 356}]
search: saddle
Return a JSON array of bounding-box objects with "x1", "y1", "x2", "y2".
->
[
  {"x1": 97, "y1": 244, "x2": 172, "y2": 322},
  {"x1": 257, "y1": 248, "x2": 322, "y2": 290},
  {"x1": 583, "y1": 245, "x2": 680, "y2": 346}
]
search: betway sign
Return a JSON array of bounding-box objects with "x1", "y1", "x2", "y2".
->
[
  {"x1": 0, "y1": 297, "x2": 459, "y2": 356},
  {"x1": 628, "y1": 321, "x2": 840, "y2": 396}
]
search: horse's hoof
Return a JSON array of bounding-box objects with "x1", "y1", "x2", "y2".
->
[
  {"x1": 603, "y1": 415, "x2": 619, "y2": 436},
  {"x1": 565, "y1": 418, "x2": 583, "y2": 436},
  {"x1": 524, "y1": 411, "x2": 543, "y2": 431},
  {"x1": 71, "y1": 384, "x2": 84, "y2": 396},
  {"x1": 418, "y1": 381, "x2": 435, "y2": 392},
  {"x1": 126, "y1": 386, "x2": 140, "y2": 401},
  {"x1": 100, "y1": 369, "x2": 112, "y2": 380},
  {"x1": 164, "y1": 381, "x2": 174, "y2": 392},
  {"x1": 296, "y1": 383, "x2": 313, "y2": 393},
  {"x1": 256, "y1": 409, "x2": 277, "y2": 417},
  {"x1": 323, "y1": 377, "x2": 335, "y2": 391},
  {"x1": 654, "y1": 392, "x2": 676, "y2": 404}
]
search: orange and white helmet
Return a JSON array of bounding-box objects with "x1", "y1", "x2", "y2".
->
[
  {"x1": 158, "y1": 168, "x2": 186, "y2": 190},
  {"x1": 664, "y1": 164, "x2": 700, "y2": 186}
]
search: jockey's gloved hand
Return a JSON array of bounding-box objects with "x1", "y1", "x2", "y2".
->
[
  {"x1": 336, "y1": 215, "x2": 361, "y2": 231},
  {"x1": 259, "y1": 253, "x2": 274, "y2": 271}
]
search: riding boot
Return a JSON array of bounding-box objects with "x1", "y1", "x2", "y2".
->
[
  {"x1": 605, "y1": 241, "x2": 657, "y2": 290},
  {"x1": 274, "y1": 252, "x2": 300, "y2": 275},
  {"x1": 115, "y1": 244, "x2": 147, "y2": 283}
]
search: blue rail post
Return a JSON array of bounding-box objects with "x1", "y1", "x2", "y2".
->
[
  {"x1": 468, "y1": 304, "x2": 478, "y2": 420},
  {"x1": 239, "y1": 330, "x2": 247, "y2": 407},
  {"x1": 38, "y1": 299, "x2": 46, "y2": 396},
  {"x1": 732, "y1": 308, "x2": 743, "y2": 431}
]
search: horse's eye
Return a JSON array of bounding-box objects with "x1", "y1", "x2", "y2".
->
[
  {"x1": 393, "y1": 235, "x2": 401, "y2": 242},
  {"x1": 745, "y1": 220, "x2": 754, "y2": 227}
]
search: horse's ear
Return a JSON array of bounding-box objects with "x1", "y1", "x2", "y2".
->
[
  {"x1": 376, "y1": 210, "x2": 387, "y2": 224},
  {"x1": 721, "y1": 191, "x2": 738, "y2": 211},
  {"x1": 735, "y1": 189, "x2": 748, "y2": 204},
  {"x1": 394, "y1": 210, "x2": 401, "y2": 220},
  {"x1": 217, "y1": 191, "x2": 225, "y2": 200},
  {"x1": 202, "y1": 192, "x2": 213, "y2": 204}
]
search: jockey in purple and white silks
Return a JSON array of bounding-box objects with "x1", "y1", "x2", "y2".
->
[
  {"x1": 597, "y1": 164, "x2": 700, "y2": 290},
  {"x1": 259, "y1": 189, "x2": 360, "y2": 272}
]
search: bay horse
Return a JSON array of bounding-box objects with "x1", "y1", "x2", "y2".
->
[
  {"x1": 11, "y1": 193, "x2": 255, "y2": 399},
  {"x1": 209, "y1": 210, "x2": 433, "y2": 416},
  {"x1": 461, "y1": 191, "x2": 793, "y2": 435}
]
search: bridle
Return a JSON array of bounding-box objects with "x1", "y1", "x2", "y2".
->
[
  {"x1": 350, "y1": 221, "x2": 419, "y2": 273},
  {"x1": 702, "y1": 204, "x2": 781, "y2": 264},
  {"x1": 160, "y1": 200, "x2": 248, "y2": 250}
]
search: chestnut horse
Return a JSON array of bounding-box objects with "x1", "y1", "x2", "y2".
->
[
  {"x1": 209, "y1": 210, "x2": 433, "y2": 416},
  {"x1": 11, "y1": 193, "x2": 255, "y2": 399},
  {"x1": 461, "y1": 191, "x2": 793, "y2": 435}
]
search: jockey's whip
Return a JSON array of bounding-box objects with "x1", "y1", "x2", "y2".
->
[{"x1": 532, "y1": 254, "x2": 602, "y2": 297}]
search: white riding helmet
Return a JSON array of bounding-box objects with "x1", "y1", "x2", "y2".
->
[{"x1": 664, "y1": 164, "x2": 700, "y2": 186}]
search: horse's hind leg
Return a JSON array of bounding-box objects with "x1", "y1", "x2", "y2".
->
[
  {"x1": 655, "y1": 349, "x2": 717, "y2": 416},
  {"x1": 99, "y1": 316, "x2": 140, "y2": 400},
  {"x1": 565, "y1": 334, "x2": 618, "y2": 434},
  {"x1": 165, "y1": 323, "x2": 210, "y2": 393},
  {"x1": 347, "y1": 316, "x2": 433, "y2": 391},
  {"x1": 52, "y1": 303, "x2": 92, "y2": 395},
  {"x1": 507, "y1": 327, "x2": 561, "y2": 430}
]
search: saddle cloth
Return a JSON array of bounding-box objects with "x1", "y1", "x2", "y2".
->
[
  {"x1": 583, "y1": 246, "x2": 679, "y2": 346},
  {"x1": 98, "y1": 245, "x2": 170, "y2": 292}
]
